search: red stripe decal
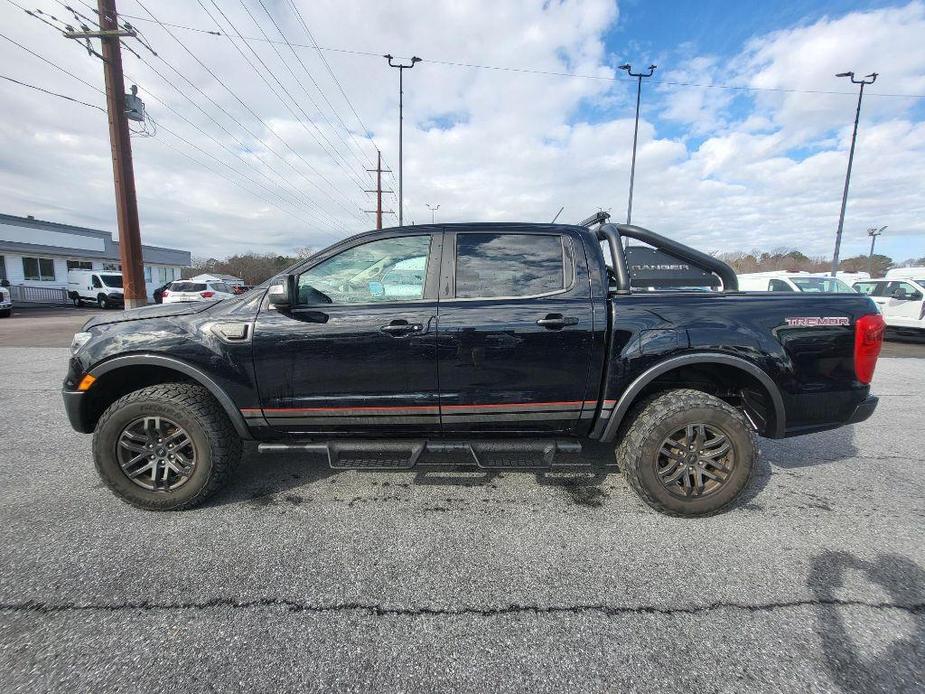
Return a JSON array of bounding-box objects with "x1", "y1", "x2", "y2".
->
[{"x1": 246, "y1": 400, "x2": 593, "y2": 415}]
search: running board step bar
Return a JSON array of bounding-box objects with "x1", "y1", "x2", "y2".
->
[{"x1": 257, "y1": 439, "x2": 583, "y2": 470}]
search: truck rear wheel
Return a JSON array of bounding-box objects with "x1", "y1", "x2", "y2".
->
[
  {"x1": 92, "y1": 383, "x2": 242, "y2": 511},
  {"x1": 616, "y1": 388, "x2": 756, "y2": 517}
]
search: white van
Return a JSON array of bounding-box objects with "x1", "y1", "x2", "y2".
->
[
  {"x1": 885, "y1": 266, "x2": 925, "y2": 281},
  {"x1": 853, "y1": 277, "x2": 925, "y2": 334},
  {"x1": 737, "y1": 271, "x2": 856, "y2": 294},
  {"x1": 67, "y1": 270, "x2": 125, "y2": 309}
]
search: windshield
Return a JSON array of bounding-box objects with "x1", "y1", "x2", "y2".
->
[
  {"x1": 790, "y1": 277, "x2": 854, "y2": 293},
  {"x1": 100, "y1": 274, "x2": 123, "y2": 288}
]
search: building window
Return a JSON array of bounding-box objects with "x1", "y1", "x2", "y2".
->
[
  {"x1": 103, "y1": 262, "x2": 121, "y2": 271},
  {"x1": 144, "y1": 266, "x2": 152, "y2": 282},
  {"x1": 22, "y1": 257, "x2": 56, "y2": 281},
  {"x1": 67, "y1": 260, "x2": 93, "y2": 271},
  {"x1": 158, "y1": 267, "x2": 168, "y2": 283}
]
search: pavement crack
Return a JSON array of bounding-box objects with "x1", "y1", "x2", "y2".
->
[{"x1": 1, "y1": 597, "x2": 922, "y2": 618}]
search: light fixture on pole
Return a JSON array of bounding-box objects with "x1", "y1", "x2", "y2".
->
[
  {"x1": 830, "y1": 70, "x2": 878, "y2": 276},
  {"x1": 867, "y1": 225, "x2": 887, "y2": 276},
  {"x1": 618, "y1": 62, "x2": 657, "y2": 226},
  {"x1": 385, "y1": 54, "x2": 421, "y2": 227},
  {"x1": 425, "y1": 203, "x2": 440, "y2": 224}
]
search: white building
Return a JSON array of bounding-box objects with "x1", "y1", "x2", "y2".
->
[{"x1": 0, "y1": 213, "x2": 191, "y2": 301}]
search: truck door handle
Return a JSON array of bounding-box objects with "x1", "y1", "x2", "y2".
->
[
  {"x1": 536, "y1": 314, "x2": 579, "y2": 330},
  {"x1": 380, "y1": 320, "x2": 423, "y2": 336}
]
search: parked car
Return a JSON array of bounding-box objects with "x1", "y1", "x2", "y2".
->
[
  {"x1": 152, "y1": 281, "x2": 173, "y2": 304},
  {"x1": 161, "y1": 280, "x2": 236, "y2": 304},
  {"x1": 737, "y1": 271, "x2": 856, "y2": 293},
  {"x1": 0, "y1": 280, "x2": 11, "y2": 317},
  {"x1": 852, "y1": 278, "x2": 925, "y2": 334},
  {"x1": 63, "y1": 221, "x2": 883, "y2": 516},
  {"x1": 67, "y1": 270, "x2": 124, "y2": 309},
  {"x1": 885, "y1": 266, "x2": 925, "y2": 281}
]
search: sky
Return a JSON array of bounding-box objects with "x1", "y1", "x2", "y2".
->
[{"x1": 0, "y1": 0, "x2": 923, "y2": 263}]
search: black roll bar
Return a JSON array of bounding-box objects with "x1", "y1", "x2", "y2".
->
[{"x1": 594, "y1": 223, "x2": 739, "y2": 292}]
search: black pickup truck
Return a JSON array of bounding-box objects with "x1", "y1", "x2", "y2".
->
[{"x1": 62, "y1": 220, "x2": 885, "y2": 516}]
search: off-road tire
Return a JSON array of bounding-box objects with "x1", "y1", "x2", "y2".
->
[
  {"x1": 616, "y1": 388, "x2": 756, "y2": 517},
  {"x1": 92, "y1": 383, "x2": 242, "y2": 511}
]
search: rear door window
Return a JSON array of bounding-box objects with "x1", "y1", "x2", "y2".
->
[
  {"x1": 454, "y1": 233, "x2": 568, "y2": 299},
  {"x1": 768, "y1": 279, "x2": 793, "y2": 292}
]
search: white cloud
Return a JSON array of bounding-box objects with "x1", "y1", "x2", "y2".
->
[{"x1": 0, "y1": 0, "x2": 922, "y2": 263}]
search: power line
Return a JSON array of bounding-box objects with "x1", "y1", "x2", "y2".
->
[
  {"x1": 135, "y1": 0, "x2": 365, "y2": 221},
  {"x1": 255, "y1": 0, "x2": 375, "y2": 174},
  {"x1": 154, "y1": 120, "x2": 322, "y2": 228},
  {"x1": 236, "y1": 0, "x2": 372, "y2": 191},
  {"x1": 132, "y1": 77, "x2": 347, "y2": 232},
  {"x1": 193, "y1": 0, "x2": 368, "y2": 217},
  {"x1": 0, "y1": 30, "x2": 104, "y2": 95},
  {"x1": 282, "y1": 0, "x2": 399, "y2": 199},
  {"x1": 0, "y1": 73, "x2": 105, "y2": 111},
  {"x1": 152, "y1": 124, "x2": 322, "y2": 228},
  {"x1": 95, "y1": 9, "x2": 925, "y2": 100}
]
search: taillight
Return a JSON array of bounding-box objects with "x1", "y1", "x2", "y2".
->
[
  {"x1": 162, "y1": 290, "x2": 170, "y2": 297},
  {"x1": 200, "y1": 291, "x2": 215, "y2": 298},
  {"x1": 854, "y1": 313, "x2": 885, "y2": 384}
]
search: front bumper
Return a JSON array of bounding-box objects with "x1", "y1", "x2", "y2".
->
[
  {"x1": 846, "y1": 395, "x2": 878, "y2": 425},
  {"x1": 62, "y1": 390, "x2": 91, "y2": 433}
]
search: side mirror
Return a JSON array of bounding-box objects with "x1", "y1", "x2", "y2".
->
[
  {"x1": 910, "y1": 291, "x2": 923, "y2": 302},
  {"x1": 0, "y1": 279, "x2": 8, "y2": 288},
  {"x1": 267, "y1": 279, "x2": 292, "y2": 309}
]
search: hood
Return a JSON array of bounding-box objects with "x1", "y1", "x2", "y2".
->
[{"x1": 82, "y1": 301, "x2": 215, "y2": 329}]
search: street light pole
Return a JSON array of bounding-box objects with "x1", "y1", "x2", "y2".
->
[
  {"x1": 867, "y1": 225, "x2": 887, "y2": 276},
  {"x1": 831, "y1": 70, "x2": 878, "y2": 276},
  {"x1": 618, "y1": 63, "x2": 657, "y2": 226},
  {"x1": 385, "y1": 54, "x2": 421, "y2": 227},
  {"x1": 426, "y1": 203, "x2": 440, "y2": 224}
]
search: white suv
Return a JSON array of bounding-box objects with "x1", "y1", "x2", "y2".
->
[
  {"x1": 853, "y1": 278, "x2": 925, "y2": 334},
  {"x1": 162, "y1": 280, "x2": 236, "y2": 304}
]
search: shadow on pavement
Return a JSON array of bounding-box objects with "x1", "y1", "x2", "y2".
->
[{"x1": 808, "y1": 550, "x2": 925, "y2": 693}]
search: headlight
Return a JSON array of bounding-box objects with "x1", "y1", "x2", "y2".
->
[{"x1": 70, "y1": 331, "x2": 92, "y2": 355}]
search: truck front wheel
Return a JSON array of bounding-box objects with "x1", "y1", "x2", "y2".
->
[
  {"x1": 616, "y1": 388, "x2": 756, "y2": 517},
  {"x1": 92, "y1": 383, "x2": 242, "y2": 511}
]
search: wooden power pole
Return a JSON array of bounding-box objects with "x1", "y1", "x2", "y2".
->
[
  {"x1": 67, "y1": 0, "x2": 146, "y2": 307},
  {"x1": 364, "y1": 151, "x2": 394, "y2": 230}
]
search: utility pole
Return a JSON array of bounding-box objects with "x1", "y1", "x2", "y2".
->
[
  {"x1": 867, "y1": 225, "x2": 887, "y2": 276},
  {"x1": 64, "y1": 0, "x2": 146, "y2": 307},
  {"x1": 831, "y1": 70, "x2": 878, "y2": 277},
  {"x1": 618, "y1": 63, "x2": 657, "y2": 226},
  {"x1": 385, "y1": 54, "x2": 420, "y2": 226},
  {"x1": 425, "y1": 203, "x2": 440, "y2": 224},
  {"x1": 363, "y1": 150, "x2": 394, "y2": 229}
]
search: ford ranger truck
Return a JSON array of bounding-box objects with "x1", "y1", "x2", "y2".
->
[{"x1": 62, "y1": 220, "x2": 884, "y2": 516}]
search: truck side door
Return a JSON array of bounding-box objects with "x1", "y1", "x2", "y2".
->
[
  {"x1": 436, "y1": 227, "x2": 594, "y2": 433},
  {"x1": 252, "y1": 231, "x2": 442, "y2": 435}
]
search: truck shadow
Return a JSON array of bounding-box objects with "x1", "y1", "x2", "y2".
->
[{"x1": 807, "y1": 550, "x2": 925, "y2": 693}]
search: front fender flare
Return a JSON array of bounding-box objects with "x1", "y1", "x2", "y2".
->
[
  {"x1": 599, "y1": 352, "x2": 786, "y2": 442},
  {"x1": 89, "y1": 354, "x2": 253, "y2": 440}
]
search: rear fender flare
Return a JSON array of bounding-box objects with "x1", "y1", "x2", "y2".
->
[
  {"x1": 600, "y1": 353, "x2": 786, "y2": 441},
  {"x1": 89, "y1": 354, "x2": 253, "y2": 440}
]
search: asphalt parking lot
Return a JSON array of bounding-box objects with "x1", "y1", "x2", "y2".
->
[{"x1": 0, "y1": 318, "x2": 923, "y2": 692}]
